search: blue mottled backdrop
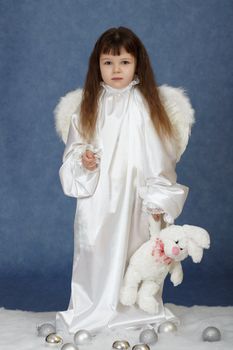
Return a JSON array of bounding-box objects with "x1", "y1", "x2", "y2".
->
[{"x1": 0, "y1": 0, "x2": 232, "y2": 311}]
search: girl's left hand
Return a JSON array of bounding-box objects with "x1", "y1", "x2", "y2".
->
[{"x1": 152, "y1": 213, "x2": 161, "y2": 221}]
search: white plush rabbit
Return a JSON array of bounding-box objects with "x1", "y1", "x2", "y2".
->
[{"x1": 120, "y1": 218, "x2": 210, "y2": 314}]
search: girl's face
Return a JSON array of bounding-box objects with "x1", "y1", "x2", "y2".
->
[{"x1": 99, "y1": 47, "x2": 136, "y2": 89}]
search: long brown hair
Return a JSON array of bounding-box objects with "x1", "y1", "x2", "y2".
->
[{"x1": 79, "y1": 27, "x2": 173, "y2": 142}]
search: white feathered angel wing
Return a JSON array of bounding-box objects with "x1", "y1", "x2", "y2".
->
[
  {"x1": 158, "y1": 84, "x2": 195, "y2": 161},
  {"x1": 54, "y1": 85, "x2": 195, "y2": 161},
  {"x1": 54, "y1": 88, "x2": 83, "y2": 144}
]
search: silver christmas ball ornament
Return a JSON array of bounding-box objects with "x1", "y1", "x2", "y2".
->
[
  {"x1": 61, "y1": 343, "x2": 79, "y2": 350},
  {"x1": 37, "y1": 323, "x2": 56, "y2": 337},
  {"x1": 112, "y1": 340, "x2": 130, "y2": 349},
  {"x1": 202, "y1": 326, "x2": 221, "y2": 342},
  {"x1": 139, "y1": 328, "x2": 158, "y2": 345},
  {"x1": 158, "y1": 321, "x2": 177, "y2": 333},
  {"x1": 74, "y1": 329, "x2": 92, "y2": 345},
  {"x1": 45, "y1": 333, "x2": 63, "y2": 345},
  {"x1": 132, "y1": 344, "x2": 150, "y2": 350}
]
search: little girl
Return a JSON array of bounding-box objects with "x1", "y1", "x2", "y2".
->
[{"x1": 56, "y1": 27, "x2": 189, "y2": 334}]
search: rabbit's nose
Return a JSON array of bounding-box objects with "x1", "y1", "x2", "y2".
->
[{"x1": 172, "y1": 246, "x2": 180, "y2": 255}]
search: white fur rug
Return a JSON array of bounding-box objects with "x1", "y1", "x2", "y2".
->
[{"x1": 1, "y1": 304, "x2": 233, "y2": 349}]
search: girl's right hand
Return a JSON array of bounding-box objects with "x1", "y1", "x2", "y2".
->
[{"x1": 82, "y1": 150, "x2": 97, "y2": 170}]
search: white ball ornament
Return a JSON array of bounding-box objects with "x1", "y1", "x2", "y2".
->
[
  {"x1": 74, "y1": 329, "x2": 92, "y2": 345},
  {"x1": 202, "y1": 326, "x2": 221, "y2": 342},
  {"x1": 61, "y1": 343, "x2": 79, "y2": 350},
  {"x1": 158, "y1": 321, "x2": 177, "y2": 333},
  {"x1": 112, "y1": 340, "x2": 131, "y2": 349},
  {"x1": 139, "y1": 329, "x2": 158, "y2": 345},
  {"x1": 45, "y1": 333, "x2": 63, "y2": 345},
  {"x1": 37, "y1": 323, "x2": 56, "y2": 337}
]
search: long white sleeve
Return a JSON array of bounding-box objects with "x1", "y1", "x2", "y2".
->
[
  {"x1": 59, "y1": 113, "x2": 101, "y2": 198},
  {"x1": 138, "y1": 115, "x2": 189, "y2": 224}
]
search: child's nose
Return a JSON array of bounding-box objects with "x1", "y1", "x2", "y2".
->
[
  {"x1": 172, "y1": 246, "x2": 180, "y2": 256},
  {"x1": 113, "y1": 64, "x2": 121, "y2": 73}
]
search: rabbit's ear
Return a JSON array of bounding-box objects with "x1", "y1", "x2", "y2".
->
[
  {"x1": 183, "y1": 225, "x2": 210, "y2": 249},
  {"x1": 187, "y1": 240, "x2": 204, "y2": 263}
]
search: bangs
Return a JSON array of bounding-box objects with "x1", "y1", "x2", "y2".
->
[{"x1": 99, "y1": 33, "x2": 137, "y2": 57}]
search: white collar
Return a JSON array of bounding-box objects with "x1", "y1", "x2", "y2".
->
[{"x1": 100, "y1": 77, "x2": 140, "y2": 94}]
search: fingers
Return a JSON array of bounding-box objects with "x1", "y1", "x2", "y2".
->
[
  {"x1": 85, "y1": 163, "x2": 97, "y2": 170},
  {"x1": 82, "y1": 150, "x2": 95, "y2": 162},
  {"x1": 85, "y1": 150, "x2": 95, "y2": 159},
  {"x1": 82, "y1": 151, "x2": 97, "y2": 170},
  {"x1": 152, "y1": 214, "x2": 161, "y2": 221},
  {"x1": 83, "y1": 161, "x2": 97, "y2": 170},
  {"x1": 82, "y1": 159, "x2": 97, "y2": 170}
]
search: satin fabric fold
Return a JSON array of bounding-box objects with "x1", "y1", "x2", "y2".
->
[{"x1": 56, "y1": 80, "x2": 188, "y2": 334}]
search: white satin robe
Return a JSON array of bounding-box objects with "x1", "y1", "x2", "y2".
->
[{"x1": 56, "y1": 79, "x2": 189, "y2": 334}]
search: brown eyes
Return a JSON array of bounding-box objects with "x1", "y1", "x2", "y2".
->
[{"x1": 103, "y1": 61, "x2": 130, "y2": 65}]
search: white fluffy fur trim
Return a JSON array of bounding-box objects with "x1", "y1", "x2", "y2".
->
[{"x1": 54, "y1": 85, "x2": 195, "y2": 160}]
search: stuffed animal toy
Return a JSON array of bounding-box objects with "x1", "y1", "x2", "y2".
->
[{"x1": 120, "y1": 220, "x2": 210, "y2": 314}]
